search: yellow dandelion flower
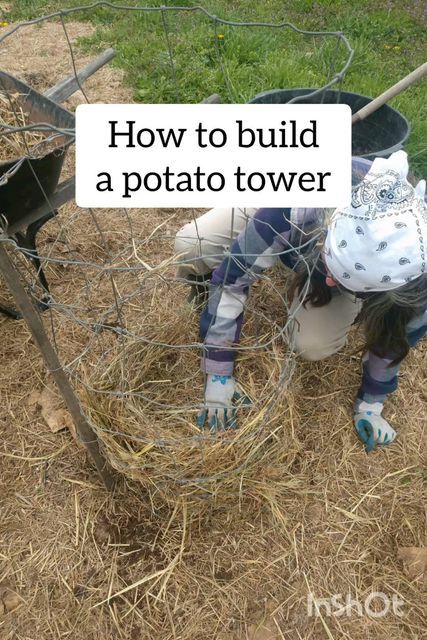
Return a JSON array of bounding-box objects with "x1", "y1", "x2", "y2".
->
[
  {"x1": 0, "y1": 21, "x2": 9, "y2": 27},
  {"x1": 217, "y1": 34, "x2": 225, "y2": 40}
]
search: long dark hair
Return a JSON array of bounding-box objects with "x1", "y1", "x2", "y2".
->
[{"x1": 290, "y1": 253, "x2": 427, "y2": 366}]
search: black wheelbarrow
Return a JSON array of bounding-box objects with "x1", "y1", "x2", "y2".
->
[{"x1": 0, "y1": 49, "x2": 115, "y2": 318}]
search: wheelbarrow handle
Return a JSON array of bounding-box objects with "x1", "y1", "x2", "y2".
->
[
  {"x1": 44, "y1": 48, "x2": 116, "y2": 104},
  {"x1": 352, "y1": 61, "x2": 427, "y2": 125}
]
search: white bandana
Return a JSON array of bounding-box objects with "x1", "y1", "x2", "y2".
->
[{"x1": 325, "y1": 151, "x2": 427, "y2": 292}]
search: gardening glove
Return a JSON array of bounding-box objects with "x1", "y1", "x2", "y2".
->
[
  {"x1": 354, "y1": 400, "x2": 397, "y2": 453},
  {"x1": 197, "y1": 374, "x2": 250, "y2": 431}
]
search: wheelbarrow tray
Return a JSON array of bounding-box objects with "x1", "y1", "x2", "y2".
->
[{"x1": 0, "y1": 71, "x2": 75, "y2": 227}]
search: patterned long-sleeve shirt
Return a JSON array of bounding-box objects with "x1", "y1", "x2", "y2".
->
[{"x1": 200, "y1": 157, "x2": 427, "y2": 404}]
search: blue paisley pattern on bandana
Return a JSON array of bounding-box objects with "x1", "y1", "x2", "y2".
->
[{"x1": 351, "y1": 169, "x2": 414, "y2": 215}]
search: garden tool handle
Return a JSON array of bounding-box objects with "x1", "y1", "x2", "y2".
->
[
  {"x1": 44, "y1": 48, "x2": 116, "y2": 104},
  {"x1": 351, "y1": 61, "x2": 427, "y2": 124}
]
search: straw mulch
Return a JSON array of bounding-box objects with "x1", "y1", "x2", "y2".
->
[
  {"x1": 83, "y1": 270, "x2": 301, "y2": 511},
  {"x1": 2, "y1": 199, "x2": 426, "y2": 640},
  {"x1": 75, "y1": 252, "x2": 426, "y2": 638},
  {"x1": 0, "y1": 91, "x2": 48, "y2": 161}
]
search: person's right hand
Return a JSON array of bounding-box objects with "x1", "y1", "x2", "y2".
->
[
  {"x1": 197, "y1": 374, "x2": 250, "y2": 431},
  {"x1": 354, "y1": 401, "x2": 397, "y2": 453}
]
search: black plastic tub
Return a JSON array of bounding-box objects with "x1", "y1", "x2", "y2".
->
[{"x1": 248, "y1": 88, "x2": 410, "y2": 160}]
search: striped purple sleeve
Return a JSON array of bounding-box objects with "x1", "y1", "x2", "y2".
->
[{"x1": 200, "y1": 208, "x2": 292, "y2": 374}]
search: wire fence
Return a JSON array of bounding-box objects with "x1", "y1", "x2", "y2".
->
[{"x1": 0, "y1": 4, "x2": 352, "y2": 495}]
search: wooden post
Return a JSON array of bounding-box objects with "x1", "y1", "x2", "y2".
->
[
  {"x1": 352, "y1": 62, "x2": 427, "y2": 124},
  {"x1": 0, "y1": 241, "x2": 115, "y2": 490}
]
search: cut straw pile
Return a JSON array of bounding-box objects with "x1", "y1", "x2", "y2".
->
[
  {"x1": 0, "y1": 91, "x2": 47, "y2": 161},
  {"x1": 83, "y1": 272, "x2": 301, "y2": 507}
]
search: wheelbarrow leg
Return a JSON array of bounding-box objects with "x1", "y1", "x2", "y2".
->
[
  {"x1": 23, "y1": 212, "x2": 56, "y2": 293},
  {"x1": 14, "y1": 210, "x2": 57, "y2": 311},
  {"x1": 0, "y1": 302, "x2": 22, "y2": 319}
]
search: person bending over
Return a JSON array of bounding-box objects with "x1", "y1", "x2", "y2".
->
[{"x1": 174, "y1": 151, "x2": 427, "y2": 452}]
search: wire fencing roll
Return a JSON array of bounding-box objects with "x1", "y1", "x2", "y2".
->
[{"x1": 0, "y1": 4, "x2": 353, "y2": 497}]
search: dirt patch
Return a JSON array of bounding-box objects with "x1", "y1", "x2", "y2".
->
[{"x1": 0, "y1": 20, "x2": 132, "y2": 104}]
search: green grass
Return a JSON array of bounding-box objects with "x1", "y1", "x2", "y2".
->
[{"x1": 2, "y1": 0, "x2": 426, "y2": 174}]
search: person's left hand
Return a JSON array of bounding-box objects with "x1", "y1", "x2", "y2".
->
[{"x1": 354, "y1": 401, "x2": 397, "y2": 453}]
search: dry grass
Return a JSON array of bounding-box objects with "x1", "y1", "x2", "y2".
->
[
  {"x1": 0, "y1": 91, "x2": 49, "y2": 161},
  {"x1": 0, "y1": 17, "x2": 426, "y2": 640},
  {"x1": 1, "y1": 194, "x2": 426, "y2": 640},
  {"x1": 82, "y1": 267, "x2": 297, "y2": 507}
]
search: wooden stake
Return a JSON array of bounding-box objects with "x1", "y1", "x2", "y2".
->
[
  {"x1": 0, "y1": 241, "x2": 115, "y2": 490},
  {"x1": 352, "y1": 61, "x2": 427, "y2": 124},
  {"x1": 44, "y1": 48, "x2": 116, "y2": 104}
]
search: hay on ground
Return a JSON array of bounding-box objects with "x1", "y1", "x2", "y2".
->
[
  {"x1": 0, "y1": 91, "x2": 56, "y2": 161},
  {"x1": 83, "y1": 271, "x2": 302, "y2": 511},
  {"x1": 2, "y1": 197, "x2": 426, "y2": 640}
]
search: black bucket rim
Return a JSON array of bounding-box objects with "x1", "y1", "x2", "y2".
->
[{"x1": 248, "y1": 87, "x2": 411, "y2": 159}]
